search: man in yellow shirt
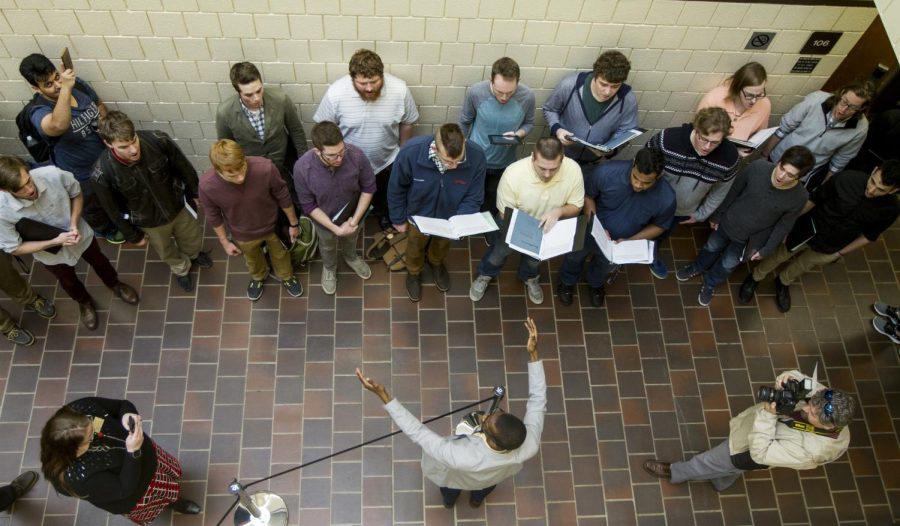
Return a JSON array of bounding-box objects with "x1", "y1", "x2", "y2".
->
[{"x1": 469, "y1": 137, "x2": 584, "y2": 304}]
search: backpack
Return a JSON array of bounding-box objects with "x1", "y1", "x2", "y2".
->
[
  {"x1": 288, "y1": 215, "x2": 318, "y2": 270},
  {"x1": 365, "y1": 227, "x2": 408, "y2": 271},
  {"x1": 15, "y1": 78, "x2": 91, "y2": 163}
]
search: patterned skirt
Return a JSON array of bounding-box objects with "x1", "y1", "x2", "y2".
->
[{"x1": 126, "y1": 442, "x2": 182, "y2": 525}]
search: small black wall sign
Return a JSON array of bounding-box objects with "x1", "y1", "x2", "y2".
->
[{"x1": 800, "y1": 32, "x2": 842, "y2": 54}]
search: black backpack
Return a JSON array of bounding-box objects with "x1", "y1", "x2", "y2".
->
[{"x1": 15, "y1": 78, "x2": 91, "y2": 163}]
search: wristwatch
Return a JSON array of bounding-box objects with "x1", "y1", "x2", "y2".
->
[
  {"x1": 130, "y1": 449, "x2": 142, "y2": 459},
  {"x1": 289, "y1": 223, "x2": 299, "y2": 228}
]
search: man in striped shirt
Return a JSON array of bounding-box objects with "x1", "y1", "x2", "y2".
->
[{"x1": 314, "y1": 49, "x2": 419, "y2": 229}]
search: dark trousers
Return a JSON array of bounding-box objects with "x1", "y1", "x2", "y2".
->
[
  {"x1": 481, "y1": 168, "x2": 506, "y2": 215},
  {"x1": 79, "y1": 179, "x2": 118, "y2": 235},
  {"x1": 440, "y1": 485, "x2": 496, "y2": 506},
  {"x1": 559, "y1": 235, "x2": 615, "y2": 288},
  {"x1": 43, "y1": 238, "x2": 119, "y2": 304},
  {"x1": 371, "y1": 163, "x2": 394, "y2": 221},
  {"x1": 0, "y1": 483, "x2": 16, "y2": 512},
  {"x1": 478, "y1": 238, "x2": 540, "y2": 281}
]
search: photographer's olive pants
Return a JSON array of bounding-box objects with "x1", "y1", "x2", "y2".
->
[{"x1": 670, "y1": 440, "x2": 744, "y2": 491}]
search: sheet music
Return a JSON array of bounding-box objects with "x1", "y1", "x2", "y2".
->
[
  {"x1": 412, "y1": 212, "x2": 499, "y2": 240},
  {"x1": 591, "y1": 216, "x2": 653, "y2": 264},
  {"x1": 505, "y1": 209, "x2": 579, "y2": 260}
]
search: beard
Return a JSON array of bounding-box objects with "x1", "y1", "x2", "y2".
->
[{"x1": 355, "y1": 85, "x2": 383, "y2": 102}]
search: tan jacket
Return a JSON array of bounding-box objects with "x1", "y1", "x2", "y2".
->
[{"x1": 728, "y1": 371, "x2": 850, "y2": 469}]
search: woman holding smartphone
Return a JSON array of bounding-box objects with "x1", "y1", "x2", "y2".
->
[{"x1": 40, "y1": 397, "x2": 200, "y2": 525}]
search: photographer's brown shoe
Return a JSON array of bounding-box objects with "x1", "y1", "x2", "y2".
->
[{"x1": 642, "y1": 459, "x2": 672, "y2": 479}]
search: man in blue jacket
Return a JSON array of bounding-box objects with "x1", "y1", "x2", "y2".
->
[
  {"x1": 542, "y1": 50, "x2": 639, "y2": 168},
  {"x1": 388, "y1": 124, "x2": 486, "y2": 302}
]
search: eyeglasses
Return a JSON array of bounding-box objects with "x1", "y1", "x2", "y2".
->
[
  {"x1": 822, "y1": 390, "x2": 834, "y2": 420},
  {"x1": 321, "y1": 148, "x2": 346, "y2": 161},
  {"x1": 837, "y1": 97, "x2": 863, "y2": 112},
  {"x1": 741, "y1": 89, "x2": 766, "y2": 102},
  {"x1": 696, "y1": 134, "x2": 722, "y2": 147}
]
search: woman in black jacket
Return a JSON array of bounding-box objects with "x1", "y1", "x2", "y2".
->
[{"x1": 40, "y1": 397, "x2": 201, "y2": 524}]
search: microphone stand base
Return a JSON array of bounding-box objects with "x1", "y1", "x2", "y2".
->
[{"x1": 233, "y1": 491, "x2": 288, "y2": 526}]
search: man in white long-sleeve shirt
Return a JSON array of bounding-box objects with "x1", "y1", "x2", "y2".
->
[{"x1": 357, "y1": 317, "x2": 546, "y2": 509}]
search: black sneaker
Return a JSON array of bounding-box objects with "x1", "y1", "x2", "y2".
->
[
  {"x1": 698, "y1": 285, "x2": 714, "y2": 306},
  {"x1": 247, "y1": 280, "x2": 265, "y2": 301},
  {"x1": 406, "y1": 273, "x2": 422, "y2": 302},
  {"x1": 192, "y1": 251, "x2": 213, "y2": 269},
  {"x1": 589, "y1": 286, "x2": 605, "y2": 308},
  {"x1": 873, "y1": 302, "x2": 900, "y2": 324},
  {"x1": 29, "y1": 296, "x2": 56, "y2": 319},
  {"x1": 176, "y1": 274, "x2": 194, "y2": 292},
  {"x1": 282, "y1": 277, "x2": 303, "y2": 297},
  {"x1": 557, "y1": 282, "x2": 574, "y2": 306},
  {"x1": 738, "y1": 274, "x2": 758, "y2": 304},
  {"x1": 3, "y1": 325, "x2": 34, "y2": 346},
  {"x1": 872, "y1": 317, "x2": 900, "y2": 344},
  {"x1": 676, "y1": 264, "x2": 701, "y2": 282},
  {"x1": 774, "y1": 277, "x2": 791, "y2": 313},
  {"x1": 430, "y1": 262, "x2": 450, "y2": 292}
]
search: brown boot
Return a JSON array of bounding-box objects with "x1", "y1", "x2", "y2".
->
[
  {"x1": 642, "y1": 459, "x2": 672, "y2": 479},
  {"x1": 80, "y1": 301, "x2": 98, "y2": 330}
]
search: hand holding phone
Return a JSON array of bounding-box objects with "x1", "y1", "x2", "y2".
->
[
  {"x1": 61, "y1": 47, "x2": 74, "y2": 71},
  {"x1": 128, "y1": 415, "x2": 136, "y2": 433}
]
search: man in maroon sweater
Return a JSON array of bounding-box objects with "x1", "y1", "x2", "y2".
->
[{"x1": 199, "y1": 140, "x2": 303, "y2": 300}]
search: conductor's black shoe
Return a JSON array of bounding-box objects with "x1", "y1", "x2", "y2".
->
[
  {"x1": 10, "y1": 470, "x2": 38, "y2": 500},
  {"x1": 774, "y1": 277, "x2": 791, "y2": 313},
  {"x1": 642, "y1": 459, "x2": 672, "y2": 480},
  {"x1": 556, "y1": 282, "x2": 574, "y2": 306},
  {"x1": 589, "y1": 286, "x2": 605, "y2": 308},
  {"x1": 738, "y1": 274, "x2": 758, "y2": 304},
  {"x1": 170, "y1": 498, "x2": 202, "y2": 514}
]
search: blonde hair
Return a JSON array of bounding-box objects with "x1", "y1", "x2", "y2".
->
[{"x1": 209, "y1": 139, "x2": 247, "y2": 173}]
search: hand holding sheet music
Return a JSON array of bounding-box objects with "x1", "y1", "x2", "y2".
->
[
  {"x1": 412, "y1": 212, "x2": 499, "y2": 240},
  {"x1": 591, "y1": 216, "x2": 654, "y2": 264},
  {"x1": 505, "y1": 209, "x2": 585, "y2": 260},
  {"x1": 566, "y1": 128, "x2": 646, "y2": 153}
]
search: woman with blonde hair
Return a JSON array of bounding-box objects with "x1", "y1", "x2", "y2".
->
[
  {"x1": 697, "y1": 62, "x2": 771, "y2": 141},
  {"x1": 40, "y1": 397, "x2": 200, "y2": 524}
]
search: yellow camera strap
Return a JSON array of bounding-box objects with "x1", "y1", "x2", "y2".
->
[{"x1": 778, "y1": 417, "x2": 842, "y2": 438}]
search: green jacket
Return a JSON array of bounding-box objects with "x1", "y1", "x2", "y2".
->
[{"x1": 215, "y1": 86, "x2": 308, "y2": 171}]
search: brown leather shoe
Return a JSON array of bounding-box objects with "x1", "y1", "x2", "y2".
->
[
  {"x1": 113, "y1": 282, "x2": 140, "y2": 305},
  {"x1": 79, "y1": 302, "x2": 98, "y2": 330},
  {"x1": 642, "y1": 459, "x2": 672, "y2": 479}
]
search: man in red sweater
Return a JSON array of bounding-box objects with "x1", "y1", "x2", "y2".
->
[{"x1": 199, "y1": 140, "x2": 302, "y2": 301}]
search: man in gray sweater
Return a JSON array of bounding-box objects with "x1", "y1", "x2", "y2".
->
[
  {"x1": 357, "y1": 317, "x2": 545, "y2": 509},
  {"x1": 676, "y1": 146, "x2": 814, "y2": 306}
]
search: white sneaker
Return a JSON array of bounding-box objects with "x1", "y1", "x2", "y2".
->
[
  {"x1": 344, "y1": 257, "x2": 372, "y2": 280},
  {"x1": 524, "y1": 276, "x2": 544, "y2": 304},
  {"x1": 469, "y1": 275, "x2": 492, "y2": 302},
  {"x1": 321, "y1": 268, "x2": 337, "y2": 295}
]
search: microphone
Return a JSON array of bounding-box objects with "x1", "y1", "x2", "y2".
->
[{"x1": 487, "y1": 386, "x2": 505, "y2": 415}]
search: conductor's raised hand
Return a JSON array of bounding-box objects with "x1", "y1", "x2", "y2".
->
[
  {"x1": 525, "y1": 317, "x2": 539, "y2": 361},
  {"x1": 355, "y1": 368, "x2": 393, "y2": 404}
]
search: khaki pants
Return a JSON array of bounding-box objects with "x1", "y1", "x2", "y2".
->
[
  {"x1": 752, "y1": 243, "x2": 840, "y2": 285},
  {"x1": 143, "y1": 208, "x2": 204, "y2": 277},
  {"x1": 0, "y1": 252, "x2": 39, "y2": 333},
  {"x1": 404, "y1": 222, "x2": 450, "y2": 275},
  {"x1": 234, "y1": 232, "x2": 293, "y2": 281},
  {"x1": 315, "y1": 223, "x2": 362, "y2": 272}
]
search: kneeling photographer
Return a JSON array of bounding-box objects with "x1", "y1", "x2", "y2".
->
[{"x1": 643, "y1": 369, "x2": 854, "y2": 491}]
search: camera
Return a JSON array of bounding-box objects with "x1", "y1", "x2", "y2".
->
[{"x1": 756, "y1": 377, "x2": 814, "y2": 415}]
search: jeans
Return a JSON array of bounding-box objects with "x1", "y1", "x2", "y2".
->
[
  {"x1": 559, "y1": 235, "x2": 615, "y2": 288},
  {"x1": 440, "y1": 485, "x2": 496, "y2": 506},
  {"x1": 43, "y1": 238, "x2": 119, "y2": 304},
  {"x1": 693, "y1": 228, "x2": 746, "y2": 289},
  {"x1": 477, "y1": 237, "x2": 540, "y2": 281}
]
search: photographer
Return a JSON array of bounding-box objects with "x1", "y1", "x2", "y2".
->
[
  {"x1": 356, "y1": 317, "x2": 545, "y2": 508},
  {"x1": 643, "y1": 370, "x2": 854, "y2": 491}
]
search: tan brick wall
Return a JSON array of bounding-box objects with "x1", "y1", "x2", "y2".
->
[{"x1": 0, "y1": 0, "x2": 881, "y2": 169}]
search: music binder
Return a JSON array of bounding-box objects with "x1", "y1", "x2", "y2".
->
[{"x1": 14, "y1": 217, "x2": 65, "y2": 254}]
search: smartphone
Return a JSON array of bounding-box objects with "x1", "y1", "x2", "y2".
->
[
  {"x1": 128, "y1": 415, "x2": 136, "y2": 433},
  {"x1": 488, "y1": 134, "x2": 523, "y2": 146},
  {"x1": 61, "y1": 47, "x2": 74, "y2": 71}
]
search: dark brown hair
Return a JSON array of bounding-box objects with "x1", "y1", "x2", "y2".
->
[
  {"x1": 40, "y1": 406, "x2": 91, "y2": 497},
  {"x1": 533, "y1": 136, "x2": 564, "y2": 161},
  {"x1": 779, "y1": 146, "x2": 815, "y2": 178},
  {"x1": 0, "y1": 156, "x2": 29, "y2": 192},
  {"x1": 437, "y1": 123, "x2": 465, "y2": 159},
  {"x1": 693, "y1": 107, "x2": 732, "y2": 136},
  {"x1": 97, "y1": 110, "x2": 136, "y2": 144},
  {"x1": 348, "y1": 49, "x2": 384, "y2": 79},
  {"x1": 593, "y1": 50, "x2": 630, "y2": 84},
  {"x1": 491, "y1": 57, "x2": 520, "y2": 83},
  {"x1": 727, "y1": 62, "x2": 767, "y2": 100},
  {"x1": 311, "y1": 121, "x2": 345, "y2": 150},
  {"x1": 828, "y1": 81, "x2": 875, "y2": 116},
  {"x1": 229, "y1": 62, "x2": 262, "y2": 91}
]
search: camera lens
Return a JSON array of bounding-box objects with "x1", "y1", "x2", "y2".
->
[{"x1": 756, "y1": 386, "x2": 776, "y2": 402}]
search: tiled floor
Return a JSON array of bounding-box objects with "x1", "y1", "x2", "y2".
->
[{"x1": 1, "y1": 218, "x2": 898, "y2": 526}]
